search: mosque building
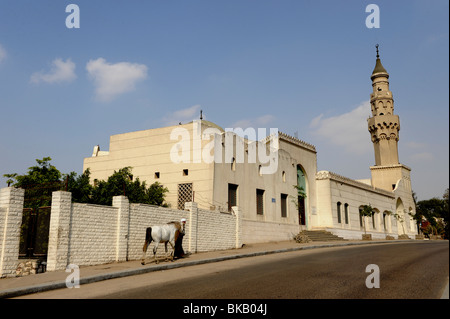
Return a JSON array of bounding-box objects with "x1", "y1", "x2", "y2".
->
[{"x1": 83, "y1": 47, "x2": 418, "y2": 243}]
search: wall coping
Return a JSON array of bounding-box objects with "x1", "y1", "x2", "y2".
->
[{"x1": 316, "y1": 170, "x2": 395, "y2": 198}]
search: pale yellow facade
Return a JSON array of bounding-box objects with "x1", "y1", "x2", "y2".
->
[{"x1": 84, "y1": 121, "x2": 216, "y2": 211}]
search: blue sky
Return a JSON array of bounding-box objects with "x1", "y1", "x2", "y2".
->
[{"x1": 0, "y1": 0, "x2": 448, "y2": 200}]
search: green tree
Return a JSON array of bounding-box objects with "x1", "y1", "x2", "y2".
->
[
  {"x1": 443, "y1": 188, "x2": 449, "y2": 239},
  {"x1": 90, "y1": 167, "x2": 168, "y2": 206},
  {"x1": 3, "y1": 157, "x2": 64, "y2": 208},
  {"x1": 65, "y1": 169, "x2": 94, "y2": 204},
  {"x1": 146, "y1": 181, "x2": 169, "y2": 207},
  {"x1": 416, "y1": 190, "x2": 449, "y2": 239},
  {"x1": 4, "y1": 159, "x2": 169, "y2": 208}
]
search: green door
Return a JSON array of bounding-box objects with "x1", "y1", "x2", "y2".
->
[{"x1": 297, "y1": 166, "x2": 307, "y2": 226}]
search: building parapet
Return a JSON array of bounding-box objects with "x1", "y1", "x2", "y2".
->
[
  {"x1": 316, "y1": 170, "x2": 395, "y2": 198},
  {"x1": 276, "y1": 131, "x2": 316, "y2": 153}
]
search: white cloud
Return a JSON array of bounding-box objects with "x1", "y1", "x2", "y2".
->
[
  {"x1": 30, "y1": 58, "x2": 76, "y2": 84},
  {"x1": 310, "y1": 101, "x2": 371, "y2": 155},
  {"x1": 86, "y1": 58, "x2": 148, "y2": 102},
  {"x1": 0, "y1": 44, "x2": 6, "y2": 63},
  {"x1": 163, "y1": 104, "x2": 201, "y2": 126}
]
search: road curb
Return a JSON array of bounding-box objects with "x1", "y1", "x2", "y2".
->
[{"x1": 0, "y1": 240, "x2": 416, "y2": 298}]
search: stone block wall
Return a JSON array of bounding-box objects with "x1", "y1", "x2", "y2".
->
[
  {"x1": 45, "y1": 191, "x2": 241, "y2": 271},
  {"x1": 65, "y1": 203, "x2": 119, "y2": 267},
  {"x1": 195, "y1": 207, "x2": 241, "y2": 252},
  {"x1": 241, "y1": 219, "x2": 300, "y2": 244},
  {"x1": 124, "y1": 202, "x2": 242, "y2": 261},
  {"x1": 0, "y1": 187, "x2": 25, "y2": 278},
  {"x1": 0, "y1": 187, "x2": 241, "y2": 275}
]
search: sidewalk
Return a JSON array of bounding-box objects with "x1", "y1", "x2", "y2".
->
[{"x1": 0, "y1": 239, "x2": 415, "y2": 298}]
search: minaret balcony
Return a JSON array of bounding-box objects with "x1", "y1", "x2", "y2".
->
[{"x1": 367, "y1": 114, "x2": 400, "y2": 133}]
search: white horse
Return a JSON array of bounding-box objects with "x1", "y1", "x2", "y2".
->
[{"x1": 141, "y1": 221, "x2": 183, "y2": 265}]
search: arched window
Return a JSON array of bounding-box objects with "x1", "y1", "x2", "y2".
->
[
  {"x1": 337, "y1": 202, "x2": 342, "y2": 224},
  {"x1": 372, "y1": 212, "x2": 376, "y2": 230},
  {"x1": 382, "y1": 212, "x2": 387, "y2": 231},
  {"x1": 231, "y1": 157, "x2": 236, "y2": 171},
  {"x1": 344, "y1": 203, "x2": 349, "y2": 224}
]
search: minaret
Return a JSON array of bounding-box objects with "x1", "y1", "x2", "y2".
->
[
  {"x1": 367, "y1": 45, "x2": 416, "y2": 236},
  {"x1": 367, "y1": 44, "x2": 400, "y2": 166},
  {"x1": 368, "y1": 45, "x2": 412, "y2": 193}
]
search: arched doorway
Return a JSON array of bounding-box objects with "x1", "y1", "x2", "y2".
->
[
  {"x1": 396, "y1": 198, "x2": 406, "y2": 235},
  {"x1": 297, "y1": 165, "x2": 307, "y2": 226}
]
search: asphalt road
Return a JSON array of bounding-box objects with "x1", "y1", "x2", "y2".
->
[{"x1": 18, "y1": 241, "x2": 449, "y2": 299}]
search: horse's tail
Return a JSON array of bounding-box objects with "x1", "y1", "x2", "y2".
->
[
  {"x1": 145, "y1": 227, "x2": 153, "y2": 244},
  {"x1": 143, "y1": 227, "x2": 153, "y2": 252}
]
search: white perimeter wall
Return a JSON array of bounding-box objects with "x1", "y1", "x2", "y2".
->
[{"x1": 46, "y1": 191, "x2": 242, "y2": 271}]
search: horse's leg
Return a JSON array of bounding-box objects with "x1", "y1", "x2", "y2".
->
[
  {"x1": 153, "y1": 242, "x2": 160, "y2": 264},
  {"x1": 164, "y1": 242, "x2": 169, "y2": 261},
  {"x1": 141, "y1": 227, "x2": 152, "y2": 265},
  {"x1": 141, "y1": 240, "x2": 148, "y2": 265},
  {"x1": 168, "y1": 240, "x2": 175, "y2": 261}
]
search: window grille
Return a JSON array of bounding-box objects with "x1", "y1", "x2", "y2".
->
[{"x1": 178, "y1": 183, "x2": 193, "y2": 210}]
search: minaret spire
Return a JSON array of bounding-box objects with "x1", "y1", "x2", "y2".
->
[{"x1": 372, "y1": 44, "x2": 388, "y2": 77}]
